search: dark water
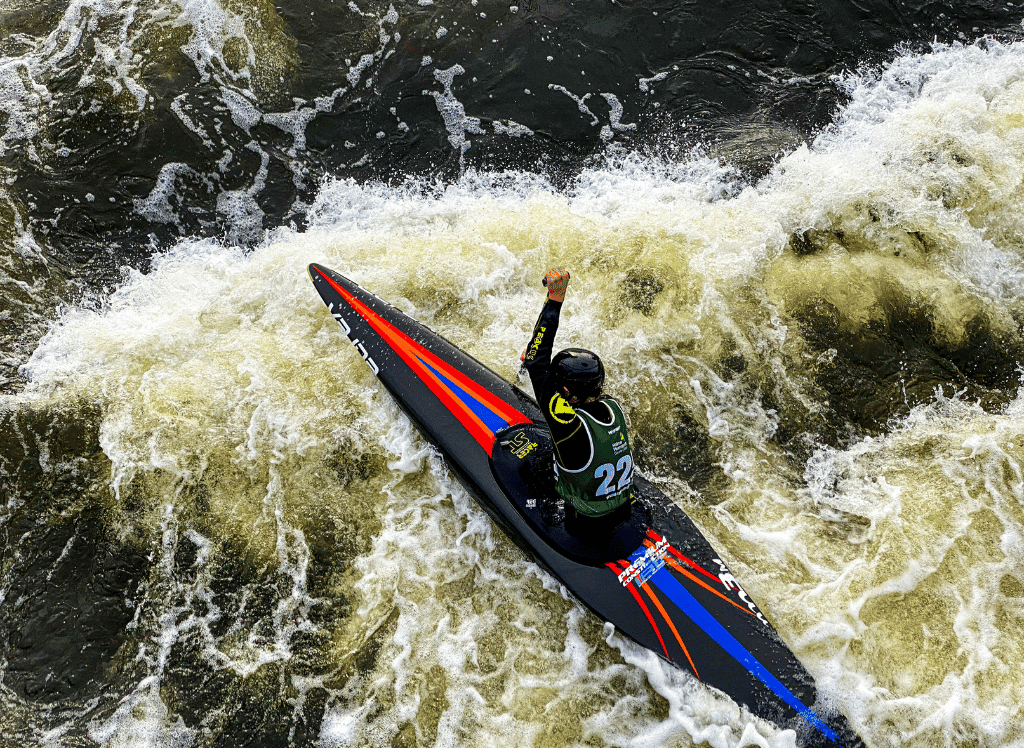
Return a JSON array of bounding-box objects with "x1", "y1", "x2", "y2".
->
[
  {"x1": 3, "y1": 1, "x2": 1024, "y2": 746},
  {"x1": 1, "y1": 1, "x2": 1019, "y2": 268},
  {"x1": 1, "y1": 0, "x2": 1021, "y2": 383}
]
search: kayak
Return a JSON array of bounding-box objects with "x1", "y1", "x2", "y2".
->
[{"x1": 308, "y1": 263, "x2": 864, "y2": 748}]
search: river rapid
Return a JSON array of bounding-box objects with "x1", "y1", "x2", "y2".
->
[{"x1": 3, "y1": 1, "x2": 1024, "y2": 747}]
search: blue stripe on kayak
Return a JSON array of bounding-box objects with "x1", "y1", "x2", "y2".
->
[
  {"x1": 419, "y1": 356, "x2": 511, "y2": 435},
  {"x1": 641, "y1": 558, "x2": 840, "y2": 744}
]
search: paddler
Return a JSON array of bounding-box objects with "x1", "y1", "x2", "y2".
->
[{"x1": 522, "y1": 267, "x2": 635, "y2": 538}]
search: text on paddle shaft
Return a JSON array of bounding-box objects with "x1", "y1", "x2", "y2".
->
[{"x1": 330, "y1": 302, "x2": 379, "y2": 375}]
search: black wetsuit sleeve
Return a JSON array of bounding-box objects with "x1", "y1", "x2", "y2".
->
[
  {"x1": 522, "y1": 298, "x2": 592, "y2": 471},
  {"x1": 522, "y1": 297, "x2": 561, "y2": 397}
]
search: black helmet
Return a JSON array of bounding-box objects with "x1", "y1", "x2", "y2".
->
[{"x1": 551, "y1": 348, "x2": 605, "y2": 400}]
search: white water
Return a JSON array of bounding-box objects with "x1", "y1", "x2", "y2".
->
[{"x1": 6, "y1": 39, "x2": 1024, "y2": 748}]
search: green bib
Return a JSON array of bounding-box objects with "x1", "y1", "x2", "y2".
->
[{"x1": 555, "y1": 398, "x2": 634, "y2": 517}]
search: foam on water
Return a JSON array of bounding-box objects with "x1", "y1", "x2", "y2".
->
[{"x1": 6, "y1": 37, "x2": 1024, "y2": 748}]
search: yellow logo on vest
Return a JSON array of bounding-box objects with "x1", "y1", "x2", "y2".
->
[{"x1": 548, "y1": 394, "x2": 576, "y2": 424}]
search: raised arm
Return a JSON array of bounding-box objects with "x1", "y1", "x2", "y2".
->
[{"x1": 522, "y1": 267, "x2": 569, "y2": 402}]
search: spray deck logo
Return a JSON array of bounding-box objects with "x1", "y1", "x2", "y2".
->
[{"x1": 505, "y1": 430, "x2": 538, "y2": 460}]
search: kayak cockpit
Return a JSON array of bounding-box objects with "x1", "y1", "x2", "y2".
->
[{"x1": 491, "y1": 423, "x2": 649, "y2": 565}]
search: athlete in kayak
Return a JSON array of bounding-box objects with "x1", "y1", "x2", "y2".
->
[{"x1": 522, "y1": 267, "x2": 635, "y2": 538}]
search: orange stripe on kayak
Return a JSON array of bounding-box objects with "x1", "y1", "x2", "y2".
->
[
  {"x1": 650, "y1": 545, "x2": 755, "y2": 619},
  {"x1": 608, "y1": 561, "x2": 669, "y2": 659},
  {"x1": 646, "y1": 528, "x2": 720, "y2": 584},
  {"x1": 638, "y1": 581, "x2": 699, "y2": 678}
]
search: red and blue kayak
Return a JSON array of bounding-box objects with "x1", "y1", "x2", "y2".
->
[{"x1": 308, "y1": 263, "x2": 864, "y2": 748}]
